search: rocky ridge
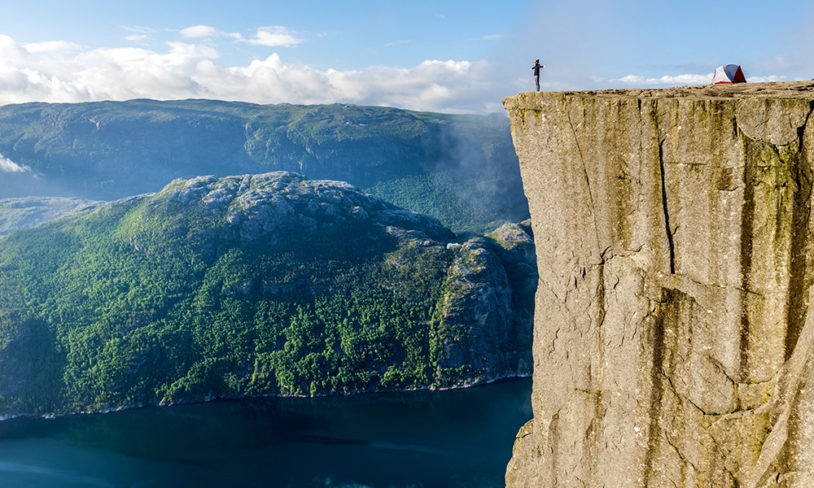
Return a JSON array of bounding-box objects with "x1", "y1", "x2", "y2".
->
[
  {"x1": 128, "y1": 172, "x2": 454, "y2": 253},
  {"x1": 503, "y1": 82, "x2": 814, "y2": 487},
  {"x1": 0, "y1": 172, "x2": 534, "y2": 416},
  {"x1": 144, "y1": 172, "x2": 530, "y2": 383}
]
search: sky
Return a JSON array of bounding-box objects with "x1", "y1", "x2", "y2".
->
[{"x1": 0, "y1": 0, "x2": 812, "y2": 113}]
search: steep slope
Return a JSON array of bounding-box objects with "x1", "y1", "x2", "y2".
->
[
  {"x1": 504, "y1": 82, "x2": 814, "y2": 487},
  {"x1": 0, "y1": 100, "x2": 527, "y2": 231},
  {"x1": 0, "y1": 172, "x2": 533, "y2": 417}
]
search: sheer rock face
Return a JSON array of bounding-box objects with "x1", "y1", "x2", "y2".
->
[{"x1": 503, "y1": 82, "x2": 814, "y2": 487}]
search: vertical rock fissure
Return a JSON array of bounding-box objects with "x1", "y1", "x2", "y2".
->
[
  {"x1": 549, "y1": 412, "x2": 560, "y2": 487},
  {"x1": 566, "y1": 107, "x2": 602, "y2": 251},
  {"x1": 784, "y1": 105, "x2": 813, "y2": 360},
  {"x1": 658, "y1": 139, "x2": 676, "y2": 274},
  {"x1": 642, "y1": 289, "x2": 672, "y2": 485},
  {"x1": 738, "y1": 129, "x2": 756, "y2": 379},
  {"x1": 589, "y1": 255, "x2": 607, "y2": 483}
]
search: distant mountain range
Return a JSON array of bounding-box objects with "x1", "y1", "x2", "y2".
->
[
  {"x1": 0, "y1": 173, "x2": 535, "y2": 416},
  {"x1": 0, "y1": 197, "x2": 98, "y2": 236},
  {"x1": 0, "y1": 100, "x2": 527, "y2": 232}
]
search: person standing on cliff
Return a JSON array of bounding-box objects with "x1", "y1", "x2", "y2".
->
[{"x1": 531, "y1": 60, "x2": 546, "y2": 91}]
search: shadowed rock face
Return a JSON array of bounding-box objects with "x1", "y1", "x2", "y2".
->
[{"x1": 503, "y1": 82, "x2": 814, "y2": 487}]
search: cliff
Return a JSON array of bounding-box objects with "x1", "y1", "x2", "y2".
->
[{"x1": 503, "y1": 82, "x2": 814, "y2": 487}]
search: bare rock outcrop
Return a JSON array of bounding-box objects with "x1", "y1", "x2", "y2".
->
[{"x1": 503, "y1": 82, "x2": 814, "y2": 487}]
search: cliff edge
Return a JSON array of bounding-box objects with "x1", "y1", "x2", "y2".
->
[{"x1": 503, "y1": 82, "x2": 814, "y2": 487}]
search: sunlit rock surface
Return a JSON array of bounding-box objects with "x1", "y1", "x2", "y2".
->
[{"x1": 504, "y1": 82, "x2": 814, "y2": 487}]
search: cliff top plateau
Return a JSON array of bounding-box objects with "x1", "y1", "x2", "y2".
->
[{"x1": 505, "y1": 81, "x2": 814, "y2": 107}]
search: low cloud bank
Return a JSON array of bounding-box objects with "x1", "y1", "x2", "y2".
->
[
  {"x1": 599, "y1": 72, "x2": 788, "y2": 87},
  {"x1": 0, "y1": 32, "x2": 793, "y2": 114},
  {"x1": 0, "y1": 34, "x2": 507, "y2": 113}
]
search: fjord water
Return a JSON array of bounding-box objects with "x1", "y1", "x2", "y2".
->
[{"x1": 0, "y1": 379, "x2": 531, "y2": 488}]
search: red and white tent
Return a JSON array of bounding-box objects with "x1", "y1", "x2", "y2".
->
[{"x1": 712, "y1": 65, "x2": 746, "y2": 84}]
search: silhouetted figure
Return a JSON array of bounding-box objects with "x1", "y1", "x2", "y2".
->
[{"x1": 531, "y1": 60, "x2": 546, "y2": 91}]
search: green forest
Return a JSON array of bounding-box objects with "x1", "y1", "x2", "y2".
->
[{"x1": 0, "y1": 173, "x2": 534, "y2": 416}]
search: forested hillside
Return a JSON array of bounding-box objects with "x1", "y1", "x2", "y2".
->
[{"x1": 0, "y1": 172, "x2": 535, "y2": 416}]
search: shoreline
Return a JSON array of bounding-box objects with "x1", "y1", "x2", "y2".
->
[{"x1": 0, "y1": 373, "x2": 532, "y2": 423}]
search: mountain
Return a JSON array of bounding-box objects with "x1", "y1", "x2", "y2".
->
[
  {"x1": 0, "y1": 100, "x2": 527, "y2": 232},
  {"x1": 0, "y1": 172, "x2": 534, "y2": 417},
  {"x1": 0, "y1": 197, "x2": 98, "y2": 235}
]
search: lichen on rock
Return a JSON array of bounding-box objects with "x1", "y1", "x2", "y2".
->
[{"x1": 503, "y1": 82, "x2": 814, "y2": 487}]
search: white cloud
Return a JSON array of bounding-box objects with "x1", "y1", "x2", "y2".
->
[
  {"x1": 246, "y1": 26, "x2": 303, "y2": 47},
  {"x1": 0, "y1": 35, "x2": 31, "y2": 58},
  {"x1": 180, "y1": 25, "x2": 217, "y2": 38},
  {"x1": 23, "y1": 41, "x2": 81, "y2": 54},
  {"x1": 0, "y1": 154, "x2": 31, "y2": 173},
  {"x1": 0, "y1": 34, "x2": 506, "y2": 113},
  {"x1": 121, "y1": 25, "x2": 153, "y2": 42},
  {"x1": 611, "y1": 73, "x2": 713, "y2": 86},
  {"x1": 601, "y1": 71, "x2": 788, "y2": 87},
  {"x1": 482, "y1": 34, "x2": 502, "y2": 40},
  {"x1": 748, "y1": 74, "x2": 788, "y2": 83}
]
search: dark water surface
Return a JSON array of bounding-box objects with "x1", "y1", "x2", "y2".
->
[{"x1": 0, "y1": 379, "x2": 531, "y2": 488}]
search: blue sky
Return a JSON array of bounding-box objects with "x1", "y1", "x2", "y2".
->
[{"x1": 0, "y1": 0, "x2": 812, "y2": 112}]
